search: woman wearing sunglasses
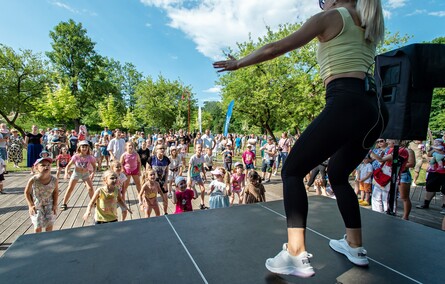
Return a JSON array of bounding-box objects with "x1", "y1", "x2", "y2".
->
[{"x1": 214, "y1": 0, "x2": 386, "y2": 278}]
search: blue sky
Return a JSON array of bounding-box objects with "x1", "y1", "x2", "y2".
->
[{"x1": 1, "y1": 0, "x2": 444, "y2": 106}]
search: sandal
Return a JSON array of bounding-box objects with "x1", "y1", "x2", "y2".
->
[{"x1": 60, "y1": 204, "x2": 68, "y2": 211}]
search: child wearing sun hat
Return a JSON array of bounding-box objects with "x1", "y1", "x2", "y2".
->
[
  {"x1": 24, "y1": 157, "x2": 58, "y2": 233},
  {"x1": 208, "y1": 168, "x2": 230, "y2": 209},
  {"x1": 172, "y1": 176, "x2": 198, "y2": 213}
]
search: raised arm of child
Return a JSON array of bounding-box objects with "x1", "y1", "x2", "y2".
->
[
  {"x1": 139, "y1": 183, "x2": 147, "y2": 208},
  {"x1": 117, "y1": 193, "x2": 132, "y2": 215},
  {"x1": 83, "y1": 189, "x2": 100, "y2": 221},
  {"x1": 64, "y1": 159, "x2": 74, "y2": 180}
]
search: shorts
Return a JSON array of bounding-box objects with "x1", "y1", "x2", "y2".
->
[
  {"x1": 190, "y1": 175, "x2": 204, "y2": 185},
  {"x1": 30, "y1": 206, "x2": 56, "y2": 228},
  {"x1": 359, "y1": 182, "x2": 372, "y2": 193},
  {"x1": 425, "y1": 172, "x2": 445, "y2": 194},
  {"x1": 0, "y1": 173, "x2": 4, "y2": 182},
  {"x1": 168, "y1": 171, "x2": 179, "y2": 182},
  {"x1": 158, "y1": 180, "x2": 168, "y2": 193},
  {"x1": 400, "y1": 171, "x2": 412, "y2": 184},
  {"x1": 95, "y1": 219, "x2": 118, "y2": 225},
  {"x1": 414, "y1": 158, "x2": 423, "y2": 173},
  {"x1": 261, "y1": 159, "x2": 274, "y2": 173},
  {"x1": 124, "y1": 168, "x2": 140, "y2": 176},
  {"x1": 245, "y1": 164, "x2": 255, "y2": 170},
  {"x1": 71, "y1": 170, "x2": 90, "y2": 181},
  {"x1": 204, "y1": 166, "x2": 213, "y2": 172}
]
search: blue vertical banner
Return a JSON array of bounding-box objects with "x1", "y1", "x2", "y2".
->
[{"x1": 223, "y1": 100, "x2": 235, "y2": 137}]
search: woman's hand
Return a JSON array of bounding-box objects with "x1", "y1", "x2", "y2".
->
[{"x1": 213, "y1": 54, "x2": 238, "y2": 72}]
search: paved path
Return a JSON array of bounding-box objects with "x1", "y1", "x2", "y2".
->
[{"x1": 0, "y1": 171, "x2": 443, "y2": 257}]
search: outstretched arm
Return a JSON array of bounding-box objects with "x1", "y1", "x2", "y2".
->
[{"x1": 213, "y1": 11, "x2": 331, "y2": 72}]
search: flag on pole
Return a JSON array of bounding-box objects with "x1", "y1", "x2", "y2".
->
[
  {"x1": 223, "y1": 100, "x2": 235, "y2": 137},
  {"x1": 198, "y1": 106, "x2": 202, "y2": 133}
]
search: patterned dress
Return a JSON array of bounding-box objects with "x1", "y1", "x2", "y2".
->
[
  {"x1": 30, "y1": 176, "x2": 57, "y2": 228},
  {"x1": 8, "y1": 135, "x2": 24, "y2": 164}
]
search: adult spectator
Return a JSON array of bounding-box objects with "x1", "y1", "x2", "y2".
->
[
  {"x1": 416, "y1": 141, "x2": 445, "y2": 214},
  {"x1": 137, "y1": 132, "x2": 146, "y2": 150},
  {"x1": 107, "y1": 129, "x2": 126, "y2": 162},
  {"x1": 68, "y1": 130, "x2": 78, "y2": 156},
  {"x1": 409, "y1": 140, "x2": 425, "y2": 186},
  {"x1": 0, "y1": 123, "x2": 10, "y2": 162},
  {"x1": 370, "y1": 139, "x2": 409, "y2": 214},
  {"x1": 247, "y1": 133, "x2": 258, "y2": 155},
  {"x1": 147, "y1": 144, "x2": 171, "y2": 215},
  {"x1": 260, "y1": 137, "x2": 276, "y2": 183},
  {"x1": 202, "y1": 129, "x2": 216, "y2": 151},
  {"x1": 25, "y1": 125, "x2": 43, "y2": 168},
  {"x1": 8, "y1": 129, "x2": 25, "y2": 168},
  {"x1": 398, "y1": 141, "x2": 415, "y2": 220},
  {"x1": 274, "y1": 132, "x2": 292, "y2": 175},
  {"x1": 100, "y1": 126, "x2": 112, "y2": 138}
]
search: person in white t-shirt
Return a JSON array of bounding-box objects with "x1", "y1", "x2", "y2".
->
[{"x1": 357, "y1": 156, "x2": 373, "y2": 206}]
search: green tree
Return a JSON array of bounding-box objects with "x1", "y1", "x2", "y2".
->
[
  {"x1": 216, "y1": 25, "x2": 412, "y2": 140},
  {"x1": 46, "y1": 19, "x2": 105, "y2": 130},
  {"x1": 134, "y1": 75, "x2": 196, "y2": 131},
  {"x1": 32, "y1": 83, "x2": 80, "y2": 124},
  {"x1": 202, "y1": 101, "x2": 225, "y2": 133},
  {"x1": 428, "y1": 37, "x2": 445, "y2": 131},
  {"x1": 217, "y1": 23, "x2": 325, "y2": 141},
  {"x1": 98, "y1": 94, "x2": 123, "y2": 130},
  {"x1": 0, "y1": 44, "x2": 49, "y2": 135}
]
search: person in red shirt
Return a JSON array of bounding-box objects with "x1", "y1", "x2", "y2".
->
[
  {"x1": 172, "y1": 176, "x2": 198, "y2": 214},
  {"x1": 242, "y1": 144, "x2": 256, "y2": 174}
]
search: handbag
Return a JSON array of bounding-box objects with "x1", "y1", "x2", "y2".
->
[{"x1": 373, "y1": 162, "x2": 391, "y2": 187}]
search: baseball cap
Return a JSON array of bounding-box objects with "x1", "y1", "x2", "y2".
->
[
  {"x1": 175, "y1": 176, "x2": 186, "y2": 186},
  {"x1": 34, "y1": 157, "x2": 53, "y2": 166}
]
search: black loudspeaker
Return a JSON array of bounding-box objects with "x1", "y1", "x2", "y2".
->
[{"x1": 375, "y1": 43, "x2": 445, "y2": 140}]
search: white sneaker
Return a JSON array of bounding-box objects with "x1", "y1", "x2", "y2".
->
[
  {"x1": 265, "y1": 244, "x2": 315, "y2": 278},
  {"x1": 329, "y1": 235, "x2": 369, "y2": 266}
]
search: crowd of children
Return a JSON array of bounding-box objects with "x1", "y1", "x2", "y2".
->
[{"x1": 16, "y1": 127, "x2": 445, "y2": 232}]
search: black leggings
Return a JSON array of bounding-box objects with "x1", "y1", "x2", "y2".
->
[{"x1": 282, "y1": 78, "x2": 387, "y2": 229}]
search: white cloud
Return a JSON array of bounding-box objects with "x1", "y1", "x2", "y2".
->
[
  {"x1": 429, "y1": 11, "x2": 445, "y2": 17},
  {"x1": 406, "y1": 9, "x2": 427, "y2": 16},
  {"x1": 386, "y1": 0, "x2": 407, "y2": 9},
  {"x1": 203, "y1": 86, "x2": 221, "y2": 93},
  {"x1": 51, "y1": 1, "x2": 79, "y2": 13},
  {"x1": 145, "y1": 22, "x2": 152, "y2": 28},
  {"x1": 50, "y1": 1, "x2": 97, "y2": 16},
  {"x1": 140, "y1": 0, "x2": 319, "y2": 59}
]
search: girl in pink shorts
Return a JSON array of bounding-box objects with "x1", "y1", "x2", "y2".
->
[{"x1": 120, "y1": 142, "x2": 142, "y2": 207}]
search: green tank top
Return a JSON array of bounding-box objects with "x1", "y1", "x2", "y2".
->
[{"x1": 317, "y1": 7, "x2": 376, "y2": 82}]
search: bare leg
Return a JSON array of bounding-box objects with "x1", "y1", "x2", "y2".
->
[
  {"x1": 62, "y1": 179, "x2": 79, "y2": 204},
  {"x1": 398, "y1": 183, "x2": 412, "y2": 220},
  {"x1": 286, "y1": 228, "x2": 307, "y2": 256}
]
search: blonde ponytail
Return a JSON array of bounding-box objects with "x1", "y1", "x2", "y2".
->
[{"x1": 356, "y1": 0, "x2": 385, "y2": 44}]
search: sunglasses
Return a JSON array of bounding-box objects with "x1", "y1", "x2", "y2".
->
[
  {"x1": 109, "y1": 177, "x2": 118, "y2": 180},
  {"x1": 157, "y1": 148, "x2": 165, "y2": 150},
  {"x1": 319, "y1": 0, "x2": 325, "y2": 10},
  {"x1": 377, "y1": 140, "x2": 385, "y2": 143}
]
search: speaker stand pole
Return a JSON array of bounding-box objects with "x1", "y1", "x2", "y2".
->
[{"x1": 387, "y1": 143, "x2": 401, "y2": 216}]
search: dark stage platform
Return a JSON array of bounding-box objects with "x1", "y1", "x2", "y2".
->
[{"x1": 1, "y1": 197, "x2": 444, "y2": 284}]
